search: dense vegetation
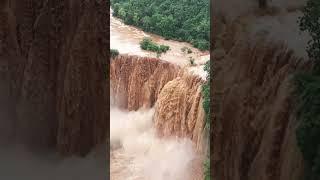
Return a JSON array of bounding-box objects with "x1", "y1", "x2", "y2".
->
[
  {"x1": 295, "y1": 74, "x2": 320, "y2": 180},
  {"x1": 202, "y1": 60, "x2": 210, "y2": 180},
  {"x1": 111, "y1": 0, "x2": 210, "y2": 50},
  {"x1": 202, "y1": 60, "x2": 210, "y2": 129},
  {"x1": 204, "y1": 157, "x2": 210, "y2": 180},
  {"x1": 295, "y1": 1, "x2": 320, "y2": 179},
  {"x1": 299, "y1": 0, "x2": 320, "y2": 68},
  {"x1": 140, "y1": 38, "x2": 170, "y2": 56},
  {"x1": 110, "y1": 49, "x2": 119, "y2": 58}
]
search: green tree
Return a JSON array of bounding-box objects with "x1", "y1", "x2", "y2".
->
[
  {"x1": 111, "y1": 0, "x2": 209, "y2": 50},
  {"x1": 295, "y1": 1, "x2": 320, "y2": 180},
  {"x1": 204, "y1": 157, "x2": 210, "y2": 180},
  {"x1": 299, "y1": 0, "x2": 320, "y2": 72},
  {"x1": 112, "y1": 3, "x2": 121, "y2": 16},
  {"x1": 202, "y1": 60, "x2": 211, "y2": 180},
  {"x1": 202, "y1": 60, "x2": 210, "y2": 129},
  {"x1": 142, "y1": 16, "x2": 152, "y2": 30},
  {"x1": 110, "y1": 49, "x2": 119, "y2": 58},
  {"x1": 118, "y1": 7, "x2": 126, "y2": 19},
  {"x1": 139, "y1": 38, "x2": 170, "y2": 54}
]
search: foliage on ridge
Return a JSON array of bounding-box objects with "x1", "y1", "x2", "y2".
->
[
  {"x1": 202, "y1": 60, "x2": 211, "y2": 180},
  {"x1": 111, "y1": 0, "x2": 209, "y2": 50},
  {"x1": 295, "y1": 1, "x2": 320, "y2": 179},
  {"x1": 202, "y1": 60, "x2": 210, "y2": 129}
]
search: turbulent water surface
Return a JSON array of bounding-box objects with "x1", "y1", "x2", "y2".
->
[
  {"x1": 110, "y1": 9, "x2": 206, "y2": 180},
  {"x1": 110, "y1": 107, "x2": 200, "y2": 180},
  {"x1": 110, "y1": 9, "x2": 209, "y2": 79},
  {"x1": 0, "y1": 144, "x2": 106, "y2": 179}
]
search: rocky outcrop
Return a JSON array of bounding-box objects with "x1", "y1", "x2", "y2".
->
[
  {"x1": 212, "y1": 40, "x2": 311, "y2": 180},
  {"x1": 0, "y1": 0, "x2": 108, "y2": 156}
]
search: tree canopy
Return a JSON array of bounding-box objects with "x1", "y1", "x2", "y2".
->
[
  {"x1": 139, "y1": 38, "x2": 170, "y2": 55},
  {"x1": 111, "y1": 0, "x2": 210, "y2": 51},
  {"x1": 295, "y1": 1, "x2": 320, "y2": 180},
  {"x1": 299, "y1": 0, "x2": 320, "y2": 72}
]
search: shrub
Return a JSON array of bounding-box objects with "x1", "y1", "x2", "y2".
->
[
  {"x1": 299, "y1": 0, "x2": 320, "y2": 64},
  {"x1": 295, "y1": 1, "x2": 320, "y2": 179},
  {"x1": 298, "y1": 0, "x2": 320, "y2": 72},
  {"x1": 193, "y1": 39, "x2": 210, "y2": 51},
  {"x1": 156, "y1": 52, "x2": 161, "y2": 58},
  {"x1": 189, "y1": 57, "x2": 195, "y2": 66},
  {"x1": 140, "y1": 38, "x2": 170, "y2": 54},
  {"x1": 295, "y1": 73, "x2": 320, "y2": 180},
  {"x1": 111, "y1": 0, "x2": 209, "y2": 50},
  {"x1": 202, "y1": 60, "x2": 210, "y2": 129},
  {"x1": 110, "y1": 49, "x2": 119, "y2": 58},
  {"x1": 204, "y1": 157, "x2": 210, "y2": 180},
  {"x1": 202, "y1": 61, "x2": 211, "y2": 179},
  {"x1": 159, "y1": 45, "x2": 170, "y2": 53}
]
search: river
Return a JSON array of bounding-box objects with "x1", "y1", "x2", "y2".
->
[
  {"x1": 110, "y1": 9, "x2": 205, "y2": 180},
  {"x1": 110, "y1": 9, "x2": 210, "y2": 79}
]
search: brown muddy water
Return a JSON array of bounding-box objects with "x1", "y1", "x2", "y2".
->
[
  {"x1": 110, "y1": 9, "x2": 210, "y2": 79},
  {"x1": 110, "y1": 10, "x2": 206, "y2": 180},
  {"x1": 110, "y1": 108, "x2": 202, "y2": 180}
]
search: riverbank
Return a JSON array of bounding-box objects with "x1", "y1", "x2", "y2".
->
[{"x1": 110, "y1": 9, "x2": 209, "y2": 79}]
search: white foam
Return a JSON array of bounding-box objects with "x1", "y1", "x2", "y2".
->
[{"x1": 110, "y1": 107, "x2": 196, "y2": 180}]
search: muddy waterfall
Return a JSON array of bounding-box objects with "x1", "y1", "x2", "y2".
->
[
  {"x1": 210, "y1": 0, "x2": 317, "y2": 179},
  {"x1": 212, "y1": 40, "x2": 312, "y2": 180},
  {"x1": 110, "y1": 55, "x2": 208, "y2": 179},
  {"x1": 0, "y1": 1, "x2": 108, "y2": 179}
]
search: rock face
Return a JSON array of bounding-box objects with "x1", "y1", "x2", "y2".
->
[
  {"x1": 212, "y1": 39, "x2": 311, "y2": 180},
  {"x1": 0, "y1": 0, "x2": 108, "y2": 156},
  {"x1": 110, "y1": 55, "x2": 207, "y2": 151}
]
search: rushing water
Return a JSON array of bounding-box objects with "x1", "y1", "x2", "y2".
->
[
  {"x1": 110, "y1": 9, "x2": 209, "y2": 77},
  {"x1": 0, "y1": 145, "x2": 106, "y2": 180},
  {"x1": 110, "y1": 108, "x2": 202, "y2": 180},
  {"x1": 110, "y1": 10, "x2": 205, "y2": 180}
]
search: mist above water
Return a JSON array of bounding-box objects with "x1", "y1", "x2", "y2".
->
[
  {"x1": 0, "y1": 100, "x2": 107, "y2": 179},
  {"x1": 0, "y1": 144, "x2": 107, "y2": 180},
  {"x1": 110, "y1": 107, "x2": 196, "y2": 180}
]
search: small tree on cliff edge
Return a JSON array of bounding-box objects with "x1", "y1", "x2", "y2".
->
[{"x1": 299, "y1": 0, "x2": 320, "y2": 73}]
